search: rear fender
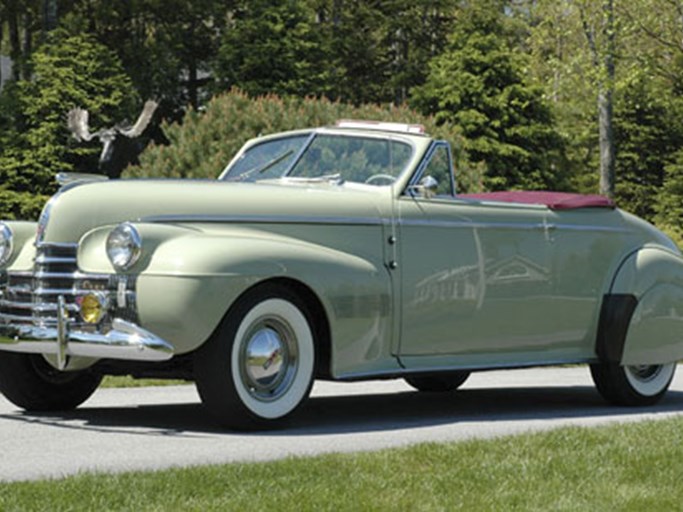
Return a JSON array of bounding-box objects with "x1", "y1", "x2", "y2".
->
[{"x1": 602, "y1": 247, "x2": 683, "y2": 365}]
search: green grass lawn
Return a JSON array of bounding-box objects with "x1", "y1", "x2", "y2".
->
[
  {"x1": 100, "y1": 376, "x2": 190, "y2": 388},
  {"x1": 1, "y1": 416, "x2": 682, "y2": 511}
]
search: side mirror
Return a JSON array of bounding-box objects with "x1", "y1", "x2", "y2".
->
[
  {"x1": 421, "y1": 176, "x2": 439, "y2": 196},
  {"x1": 408, "y1": 175, "x2": 439, "y2": 198}
]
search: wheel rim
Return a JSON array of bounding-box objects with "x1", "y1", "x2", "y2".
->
[
  {"x1": 624, "y1": 363, "x2": 676, "y2": 397},
  {"x1": 240, "y1": 319, "x2": 298, "y2": 403}
]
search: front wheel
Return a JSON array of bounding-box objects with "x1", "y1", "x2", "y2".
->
[
  {"x1": 590, "y1": 362, "x2": 676, "y2": 406},
  {"x1": 0, "y1": 353, "x2": 102, "y2": 411},
  {"x1": 194, "y1": 283, "x2": 316, "y2": 430}
]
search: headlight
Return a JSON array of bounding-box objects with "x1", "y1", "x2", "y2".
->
[
  {"x1": 0, "y1": 222, "x2": 13, "y2": 266},
  {"x1": 106, "y1": 222, "x2": 142, "y2": 270}
]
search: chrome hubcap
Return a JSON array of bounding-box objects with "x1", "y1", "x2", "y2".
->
[
  {"x1": 626, "y1": 365, "x2": 661, "y2": 382},
  {"x1": 240, "y1": 319, "x2": 297, "y2": 402}
]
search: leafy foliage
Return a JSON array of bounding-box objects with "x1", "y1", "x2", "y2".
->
[
  {"x1": 0, "y1": 30, "x2": 137, "y2": 196},
  {"x1": 411, "y1": 1, "x2": 567, "y2": 191},
  {"x1": 213, "y1": 0, "x2": 330, "y2": 98},
  {"x1": 125, "y1": 89, "x2": 482, "y2": 191},
  {"x1": 0, "y1": 188, "x2": 48, "y2": 221},
  {"x1": 655, "y1": 149, "x2": 683, "y2": 247},
  {"x1": 0, "y1": 1, "x2": 683, "y2": 219},
  {"x1": 614, "y1": 74, "x2": 683, "y2": 220}
]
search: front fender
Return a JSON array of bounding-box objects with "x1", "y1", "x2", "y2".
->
[
  {"x1": 1, "y1": 221, "x2": 37, "y2": 271},
  {"x1": 607, "y1": 247, "x2": 683, "y2": 365},
  {"x1": 79, "y1": 224, "x2": 393, "y2": 372}
]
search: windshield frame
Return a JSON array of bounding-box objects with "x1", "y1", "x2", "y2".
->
[{"x1": 220, "y1": 128, "x2": 419, "y2": 187}]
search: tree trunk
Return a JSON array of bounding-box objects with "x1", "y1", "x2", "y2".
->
[
  {"x1": 188, "y1": 57, "x2": 198, "y2": 109},
  {"x1": 43, "y1": 0, "x2": 58, "y2": 33},
  {"x1": 8, "y1": 3, "x2": 21, "y2": 80},
  {"x1": 598, "y1": 0, "x2": 616, "y2": 199},
  {"x1": 598, "y1": 87, "x2": 615, "y2": 198},
  {"x1": 0, "y1": 21, "x2": 3, "y2": 88},
  {"x1": 22, "y1": 10, "x2": 32, "y2": 78}
]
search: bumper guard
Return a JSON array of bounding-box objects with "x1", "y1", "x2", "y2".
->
[{"x1": 0, "y1": 296, "x2": 174, "y2": 370}]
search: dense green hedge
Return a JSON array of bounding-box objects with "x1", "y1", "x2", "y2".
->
[
  {"x1": 126, "y1": 90, "x2": 484, "y2": 192},
  {"x1": 0, "y1": 188, "x2": 48, "y2": 221}
]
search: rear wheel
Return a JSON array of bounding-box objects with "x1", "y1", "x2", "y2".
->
[
  {"x1": 404, "y1": 371, "x2": 470, "y2": 392},
  {"x1": 590, "y1": 362, "x2": 676, "y2": 406},
  {"x1": 0, "y1": 353, "x2": 102, "y2": 411},
  {"x1": 194, "y1": 283, "x2": 316, "y2": 430}
]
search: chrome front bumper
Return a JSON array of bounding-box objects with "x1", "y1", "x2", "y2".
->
[{"x1": 0, "y1": 298, "x2": 174, "y2": 370}]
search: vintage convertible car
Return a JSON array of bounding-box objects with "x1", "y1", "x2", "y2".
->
[{"x1": 0, "y1": 120, "x2": 682, "y2": 429}]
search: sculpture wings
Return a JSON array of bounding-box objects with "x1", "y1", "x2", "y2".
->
[
  {"x1": 67, "y1": 108, "x2": 97, "y2": 142},
  {"x1": 67, "y1": 100, "x2": 159, "y2": 141},
  {"x1": 119, "y1": 100, "x2": 159, "y2": 138}
]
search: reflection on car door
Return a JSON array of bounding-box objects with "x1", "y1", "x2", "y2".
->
[{"x1": 396, "y1": 195, "x2": 572, "y2": 369}]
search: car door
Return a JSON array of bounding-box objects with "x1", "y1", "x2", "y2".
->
[{"x1": 396, "y1": 144, "x2": 561, "y2": 369}]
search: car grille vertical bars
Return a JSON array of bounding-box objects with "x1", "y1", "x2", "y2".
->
[{"x1": 0, "y1": 243, "x2": 109, "y2": 327}]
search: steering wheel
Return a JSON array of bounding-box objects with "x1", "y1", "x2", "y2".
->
[{"x1": 364, "y1": 173, "x2": 396, "y2": 185}]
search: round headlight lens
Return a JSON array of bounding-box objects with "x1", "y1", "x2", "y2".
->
[
  {"x1": 106, "y1": 223, "x2": 142, "y2": 270},
  {"x1": 0, "y1": 222, "x2": 13, "y2": 266}
]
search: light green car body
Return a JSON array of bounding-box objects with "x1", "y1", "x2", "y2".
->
[{"x1": 1, "y1": 125, "x2": 682, "y2": 383}]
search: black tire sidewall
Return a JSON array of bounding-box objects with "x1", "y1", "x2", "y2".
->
[
  {"x1": 404, "y1": 371, "x2": 470, "y2": 392},
  {"x1": 0, "y1": 352, "x2": 102, "y2": 411}
]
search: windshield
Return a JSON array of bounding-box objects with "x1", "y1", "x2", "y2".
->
[
  {"x1": 286, "y1": 134, "x2": 413, "y2": 185},
  {"x1": 222, "y1": 135, "x2": 310, "y2": 182},
  {"x1": 222, "y1": 132, "x2": 413, "y2": 186}
]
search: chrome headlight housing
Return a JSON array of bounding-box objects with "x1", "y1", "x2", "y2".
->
[
  {"x1": 0, "y1": 222, "x2": 13, "y2": 266},
  {"x1": 106, "y1": 222, "x2": 142, "y2": 271}
]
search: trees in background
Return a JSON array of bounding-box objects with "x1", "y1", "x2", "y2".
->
[
  {"x1": 411, "y1": 1, "x2": 566, "y2": 191},
  {"x1": 0, "y1": 0, "x2": 681, "y2": 245},
  {"x1": 521, "y1": 0, "x2": 683, "y2": 245},
  {"x1": 127, "y1": 88, "x2": 478, "y2": 189},
  {"x1": 0, "y1": 30, "x2": 136, "y2": 218}
]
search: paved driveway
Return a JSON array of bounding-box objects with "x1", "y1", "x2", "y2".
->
[{"x1": 1, "y1": 366, "x2": 682, "y2": 482}]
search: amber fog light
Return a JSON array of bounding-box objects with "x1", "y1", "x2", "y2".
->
[{"x1": 78, "y1": 293, "x2": 108, "y2": 324}]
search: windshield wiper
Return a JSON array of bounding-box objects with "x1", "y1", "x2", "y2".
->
[
  {"x1": 283, "y1": 173, "x2": 345, "y2": 185},
  {"x1": 230, "y1": 149, "x2": 294, "y2": 182}
]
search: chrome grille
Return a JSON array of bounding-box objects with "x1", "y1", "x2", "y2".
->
[{"x1": 0, "y1": 243, "x2": 110, "y2": 328}]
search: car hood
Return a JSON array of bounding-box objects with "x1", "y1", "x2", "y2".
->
[{"x1": 40, "y1": 179, "x2": 390, "y2": 244}]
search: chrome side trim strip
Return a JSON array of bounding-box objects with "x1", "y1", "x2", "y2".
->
[
  {"x1": 400, "y1": 219, "x2": 547, "y2": 231},
  {"x1": 142, "y1": 214, "x2": 632, "y2": 234},
  {"x1": 553, "y1": 223, "x2": 632, "y2": 234},
  {"x1": 142, "y1": 214, "x2": 385, "y2": 226},
  {"x1": 399, "y1": 218, "x2": 632, "y2": 234}
]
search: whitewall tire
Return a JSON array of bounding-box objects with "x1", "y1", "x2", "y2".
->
[
  {"x1": 195, "y1": 283, "x2": 316, "y2": 430},
  {"x1": 590, "y1": 362, "x2": 676, "y2": 406}
]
